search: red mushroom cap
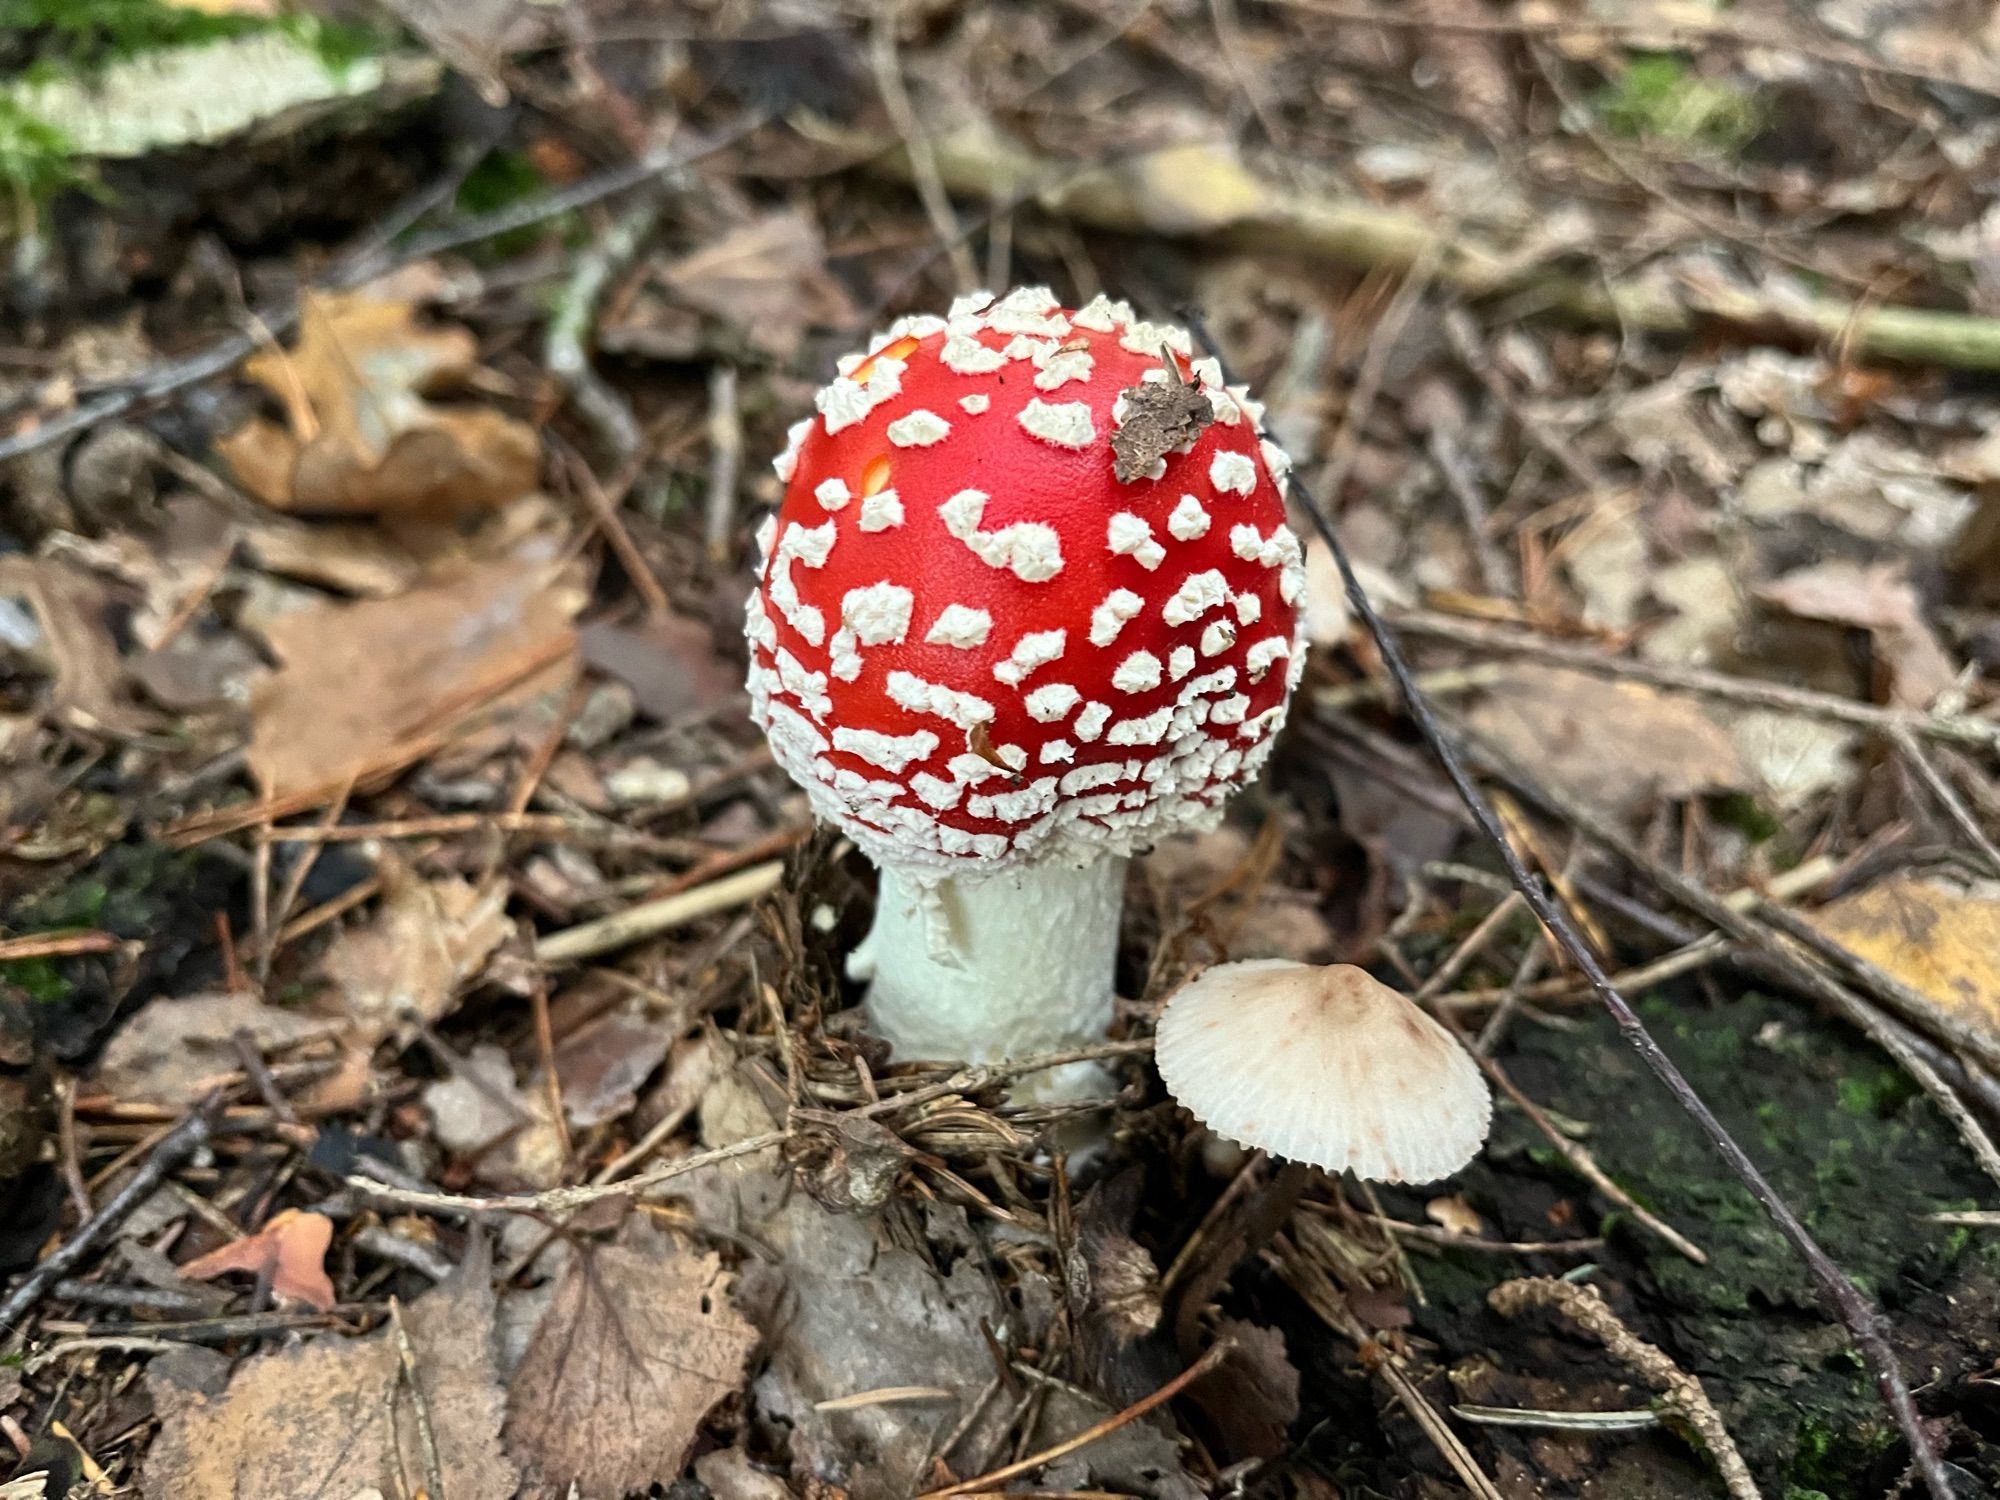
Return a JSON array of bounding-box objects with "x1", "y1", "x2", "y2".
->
[{"x1": 745, "y1": 287, "x2": 1307, "y2": 876}]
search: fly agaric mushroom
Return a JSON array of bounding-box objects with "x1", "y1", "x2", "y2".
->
[
  {"x1": 744, "y1": 288, "x2": 1306, "y2": 1091},
  {"x1": 1155, "y1": 960, "x2": 1492, "y2": 1181}
]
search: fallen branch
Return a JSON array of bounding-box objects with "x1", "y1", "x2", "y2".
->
[
  {"x1": 1490, "y1": 1277, "x2": 1760, "y2": 1500},
  {"x1": 535, "y1": 859, "x2": 786, "y2": 963},
  {"x1": 858, "y1": 128, "x2": 2000, "y2": 372}
]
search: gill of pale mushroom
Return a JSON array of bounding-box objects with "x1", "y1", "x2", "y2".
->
[
  {"x1": 1155, "y1": 959, "x2": 1494, "y2": 1181},
  {"x1": 744, "y1": 288, "x2": 1307, "y2": 1095}
]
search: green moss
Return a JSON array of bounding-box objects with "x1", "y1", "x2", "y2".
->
[
  {"x1": 0, "y1": 954, "x2": 71, "y2": 1004},
  {"x1": 1596, "y1": 53, "x2": 1765, "y2": 151},
  {"x1": 1836, "y1": 1065, "x2": 1916, "y2": 1119},
  {"x1": 1710, "y1": 791, "x2": 1782, "y2": 844},
  {"x1": 0, "y1": 0, "x2": 264, "y2": 72},
  {"x1": 451, "y1": 149, "x2": 583, "y2": 259},
  {"x1": 273, "y1": 11, "x2": 393, "y2": 81},
  {"x1": 1498, "y1": 992, "x2": 1994, "y2": 1489},
  {"x1": 1789, "y1": 1409, "x2": 1892, "y2": 1489},
  {"x1": 0, "y1": 96, "x2": 88, "y2": 217}
]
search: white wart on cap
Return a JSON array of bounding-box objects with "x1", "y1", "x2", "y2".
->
[{"x1": 1155, "y1": 959, "x2": 1492, "y2": 1182}]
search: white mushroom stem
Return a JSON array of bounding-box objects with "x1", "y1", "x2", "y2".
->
[{"x1": 850, "y1": 855, "x2": 1127, "y2": 1097}]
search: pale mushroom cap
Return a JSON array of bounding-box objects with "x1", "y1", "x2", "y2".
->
[{"x1": 1155, "y1": 959, "x2": 1493, "y2": 1182}]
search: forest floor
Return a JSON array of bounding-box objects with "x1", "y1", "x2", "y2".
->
[{"x1": 6, "y1": 2, "x2": 2000, "y2": 1498}]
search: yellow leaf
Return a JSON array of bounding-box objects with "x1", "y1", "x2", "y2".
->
[{"x1": 1808, "y1": 876, "x2": 2000, "y2": 1045}]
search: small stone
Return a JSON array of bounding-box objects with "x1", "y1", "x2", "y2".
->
[{"x1": 606, "y1": 758, "x2": 694, "y2": 806}]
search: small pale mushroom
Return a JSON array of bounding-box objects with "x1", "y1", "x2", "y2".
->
[
  {"x1": 1154, "y1": 960, "x2": 1492, "y2": 1181},
  {"x1": 743, "y1": 287, "x2": 1307, "y2": 1095}
]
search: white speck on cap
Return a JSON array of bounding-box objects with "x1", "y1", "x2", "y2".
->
[
  {"x1": 1111, "y1": 651, "x2": 1163, "y2": 694},
  {"x1": 1161, "y1": 569, "x2": 1230, "y2": 627},
  {"x1": 840, "y1": 583, "x2": 913, "y2": 645},
  {"x1": 887, "y1": 409, "x2": 951, "y2": 447},
  {"x1": 815, "y1": 478, "x2": 851, "y2": 511},
  {"x1": 1106, "y1": 513, "x2": 1166, "y2": 570},
  {"x1": 833, "y1": 725, "x2": 938, "y2": 774},
  {"x1": 1155, "y1": 960, "x2": 1492, "y2": 1182},
  {"x1": 858, "y1": 489, "x2": 904, "y2": 532},
  {"x1": 1024, "y1": 682, "x2": 1081, "y2": 722},
  {"x1": 941, "y1": 333, "x2": 1006, "y2": 374},
  {"x1": 1033, "y1": 348, "x2": 1094, "y2": 391},
  {"x1": 1017, "y1": 399, "x2": 1096, "y2": 450},
  {"x1": 1210, "y1": 450, "x2": 1258, "y2": 495},
  {"x1": 925, "y1": 604, "x2": 992, "y2": 648},
  {"x1": 939, "y1": 489, "x2": 1065, "y2": 582},
  {"x1": 992, "y1": 628, "x2": 1068, "y2": 686},
  {"x1": 1088, "y1": 589, "x2": 1145, "y2": 646},
  {"x1": 1167, "y1": 494, "x2": 1211, "y2": 541}
]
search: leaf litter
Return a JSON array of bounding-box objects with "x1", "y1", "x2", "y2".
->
[
  {"x1": 10, "y1": 6, "x2": 2000, "y2": 1499},
  {"x1": 142, "y1": 1249, "x2": 518, "y2": 1500}
]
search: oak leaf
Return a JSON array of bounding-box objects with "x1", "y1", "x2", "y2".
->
[{"x1": 219, "y1": 290, "x2": 539, "y2": 518}]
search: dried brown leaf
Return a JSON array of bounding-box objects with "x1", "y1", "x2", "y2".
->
[
  {"x1": 1463, "y1": 664, "x2": 1751, "y2": 814},
  {"x1": 1426, "y1": 1194, "x2": 1485, "y2": 1237},
  {"x1": 1110, "y1": 361, "x2": 1214, "y2": 483},
  {"x1": 1759, "y1": 559, "x2": 1957, "y2": 708},
  {"x1": 423, "y1": 1040, "x2": 565, "y2": 1190},
  {"x1": 94, "y1": 991, "x2": 342, "y2": 1110},
  {"x1": 0, "y1": 556, "x2": 153, "y2": 737},
  {"x1": 178, "y1": 1209, "x2": 337, "y2": 1312},
  {"x1": 654, "y1": 211, "x2": 857, "y2": 360},
  {"x1": 579, "y1": 614, "x2": 743, "y2": 726},
  {"x1": 247, "y1": 554, "x2": 581, "y2": 798},
  {"x1": 680, "y1": 1071, "x2": 1013, "y2": 1499},
  {"x1": 143, "y1": 1253, "x2": 516, "y2": 1500},
  {"x1": 219, "y1": 290, "x2": 539, "y2": 518},
  {"x1": 555, "y1": 1009, "x2": 674, "y2": 1130},
  {"x1": 315, "y1": 866, "x2": 511, "y2": 1046},
  {"x1": 503, "y1": 1226, "x2": 757, "y2": 1500},
  {"x1": 1189, "y1": 1318, "x2": 1299, "y2": 1462}
]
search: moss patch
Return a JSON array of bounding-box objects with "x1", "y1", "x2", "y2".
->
[
  {"x1": 1595, "y1": 53, "x2": 1766, "y2": 151},
  {"x1": 1447, "y1": 990, "x2": 1999, "y2": 1493}
]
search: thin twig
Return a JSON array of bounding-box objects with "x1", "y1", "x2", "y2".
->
[
  {"x1": 870, "y1": 2, "x2": 977, "y2": 291},
  {"x1": 0, "y1": 1105, "x2": 214, "y2": 1332},
  {"x1": 703, "y1": 364, "x2": 744, "y2": 562},
  {"x1": 349, "y1": 1130, "x2": 793, "y2": 1217},
  {"x1": 536, "y1": 860, "x2": 785, "y2": 963},
  {"x1": 568, "y1": 449, "x2": 672, "y2": 618},
  {"x1": 1264, "y1": 0, "x2": 1998, "y2": 96},
  {"x1": 1391, "y1": 607, "x2": 2000, "y2": 750},
  {"x1": 545, "y1": 194, "x2": 665, "y2": 459},
  {"x1": 1894, "y1": 726, "x2": 2000, "y2": 877},
  {"x1": 389, "y1": 1297, "x2": 449, "y2": 1500},
  {"x1": 917, "y1": 1343, "x2": 1229, "y2": 1498},
  {"x1": 1475, "y1": 1048, "x2": 1707, "y2": 1264},
  {"x1": 0, "y1": 931, "x2": 118, "y2": 962}
]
